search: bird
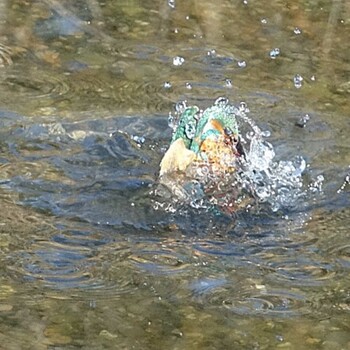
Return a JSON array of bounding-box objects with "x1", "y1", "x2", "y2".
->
[{"x1": 160, "y1": 101, "x2": 244, "y2": 178}]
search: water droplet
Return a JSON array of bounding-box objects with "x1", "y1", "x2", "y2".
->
[
  {"x1": 175, "y1": 100, "x2": 187, "y2": 113},
  {"x1": 239, "y1": 101, "x2": 249, "y2": 113},
  {"x1": 207, "y1": 49, "x2": 216, "y2": 57},
  {"x1": 261, "y1": 18, "x2": 268, "y2": 24},
  {"x1": 185, "y1": 82, "x2": 192, "y2": 89},
  {"x1": 269, "y1": 48, "x2": 280, "y2": 59},
  {"x1": 224, "y1": 78, "x2": 233, "y2": 88},
  {"x1": 276, "y1": 335, "x2": 284, "y2": 342},
  {"x1": 237, "y1": 60, "x2": 247, "y2": 68},
  {"x1": 174, "y1": 28, "x2": 178, "y2": 34},
  {"x1": 243, "y1": 0, "x2": 248, "y2": 4},
  {"x1": 295, "y1": 114, "x2": 310, "y2": 128},
  {"x1": 293, "y1": 74, "x2": 303, "y2": 89},
  {"x1": 309, "y1": 175, "x2": 324, "y2": 193},
  {"x1": 131, "y1": 135, "x2": 145, "y2": 145},
  {"x1": 173, "y1": 56, "x2": 185, "y2": 66},
  {"x1": 168, "y1": 113, "x2": 175, "y2": 129},
  {"x1": 185, "y1": 15, "x2": 190, "y2": 20},
  {"x1": 337, "y1": 170, "x2": 350, "y2": 193},
  {"x1": 214, "y1": 97, "x2": 229, "y2": 108},
  {"x1": 249, "y1": 138, "x2": 275, "y2": 171},
  {"x1": 168, "y1": 0, "x2": 175, "y2": 8},
  {"x1": 163, "y1": 81, "x2": 172, "y2": 89},
  {"x1": 293, "y1": 27, "x2": 302, "y2": 35}
]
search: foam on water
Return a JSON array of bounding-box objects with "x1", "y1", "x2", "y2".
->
[{"x1": 156, "y1": 97, "x2": 318, "y2": 214}]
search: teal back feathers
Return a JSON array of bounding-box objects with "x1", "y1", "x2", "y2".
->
[
  {"x1": 171, "y1": 106, "x2": 199, "y2": 149},
  {"x1": 170, "y1": 100, "x2": 239, "y2": 155}
]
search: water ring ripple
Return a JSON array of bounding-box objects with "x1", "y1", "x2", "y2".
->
[
  {"x1": 8, "y1": 233, "x2": 138, "y2": 298},
  {"x1": 266, "y1": 259, "x2": 338, "y2": 287},
  {"x1": 221, "y1": 289, "x2": 308, "y2": 317},
  {"x1": 3, "y1": 71, "x2": 70, "y2": 99},
  {"x1": 129, "y1": 240, "x2": 192, "y2": 276}
]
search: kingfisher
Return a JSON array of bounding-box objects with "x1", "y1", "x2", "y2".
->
[{"x1": 160, "y1": 99, "x2": 244, "y2": 177}]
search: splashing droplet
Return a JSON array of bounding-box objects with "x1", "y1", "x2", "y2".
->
[
  {"x1": 214, "y1": 97, "x2": 229, "y2": 108},
  {"x1": 168, "y1": 113, "x2": 176, "y2": 129},
  {"x1": 175, "y1": 100, "x2": 187, "y2": 113},
  {"x1": 309, "y1": 175, "x2": 324, "y2": 193},
  {"x1": 168, "y1": 0, "x2": 175, "y2": 8},
  {"x1": 224, "y1": 78, "x2": 233, "y2": 88},
  {"x1": 207, "y1": 49, "x2": 216, "y2": 57},
  {"x1": 173, "y1": 56, "x2": 185, "y2": 66},
  {"x1": 239, "y1": 101, "x2": 250, "y2": 114},
  {"x1": 337, "y1": 169, "x2": 350, "y2": 193},
  {"x1": 248, "y1": 138, "x2": 275, "y2": 171},
  {"x1": 269, "y1": 48, "x2": 280, "y2": 59},
  {"x1": 294, "y1": 74, "x2": 304, "y2": 89},
  {"x1": 131, "y1": 135, "x2": 145, "y2": 146},
  {"x1": 261, "y1": 18, "x2": 268, "y2": 24},
  {"x1": 295, "y1": 114, "x2": 310, "y2": 128}
]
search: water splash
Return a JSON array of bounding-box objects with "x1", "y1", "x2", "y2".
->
[
  {"x1": 224, "y1": 78, "x2": 233, "y2": 88},
  {"x1": 295, "y1": 114, "x2": 311, "y2": 128},
  {"x1": 230, "y1": 101, "x2": 307, "y2": 212},
  {"x1": 173, "y1": 56, "x2": 185, "y2": 66},
  {"x1": 163, "y1": 81, "x2": 172, "y2": 89},
  {"x1": 294, "y1": 74, "x2": 304, "y2": 89},
  {"x1": 157, "y1": 97, "x2": 312, "y2": 214},
  {"x1": 269, "y1": 48, "x2": 280, "y2": 59},
  {"x1": 337, "y1": 168, "x2": 350, "y2": 194},
  {"x1": 168, "y1": 0, "x2": 175, "y2": 9},
  {"x1": 237, "y1": 60, "x2": 247, "y2": 68}
]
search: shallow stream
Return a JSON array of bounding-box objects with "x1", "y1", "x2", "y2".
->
[{"x1": 0, "y1": 0, "x2": 349, "y2": 349}]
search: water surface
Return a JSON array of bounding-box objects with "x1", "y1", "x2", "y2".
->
[{"x1": 0, "y1": 0, "x2": 349, "y2": 349}]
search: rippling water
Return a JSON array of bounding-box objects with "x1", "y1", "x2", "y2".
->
[{"x1": 0, "y1": 0, "x2": 349, "y2": 349}]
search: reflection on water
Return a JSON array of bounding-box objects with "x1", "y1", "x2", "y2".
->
[{"x1": 0, "y1": 0, "x2": 349, "y2": 348}]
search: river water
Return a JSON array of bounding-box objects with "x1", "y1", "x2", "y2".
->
[{"x1": 0, "y1": 0, "x2": 349, "y2": 349}]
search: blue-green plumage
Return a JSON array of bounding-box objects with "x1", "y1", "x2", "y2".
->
[{"x1": 170, "y1": 100, "x2": 240, "y2": 156}]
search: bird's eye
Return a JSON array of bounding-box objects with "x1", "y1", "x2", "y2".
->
[{"x1": 224, "y1": 128, "x2": 232, "y2": 136}]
